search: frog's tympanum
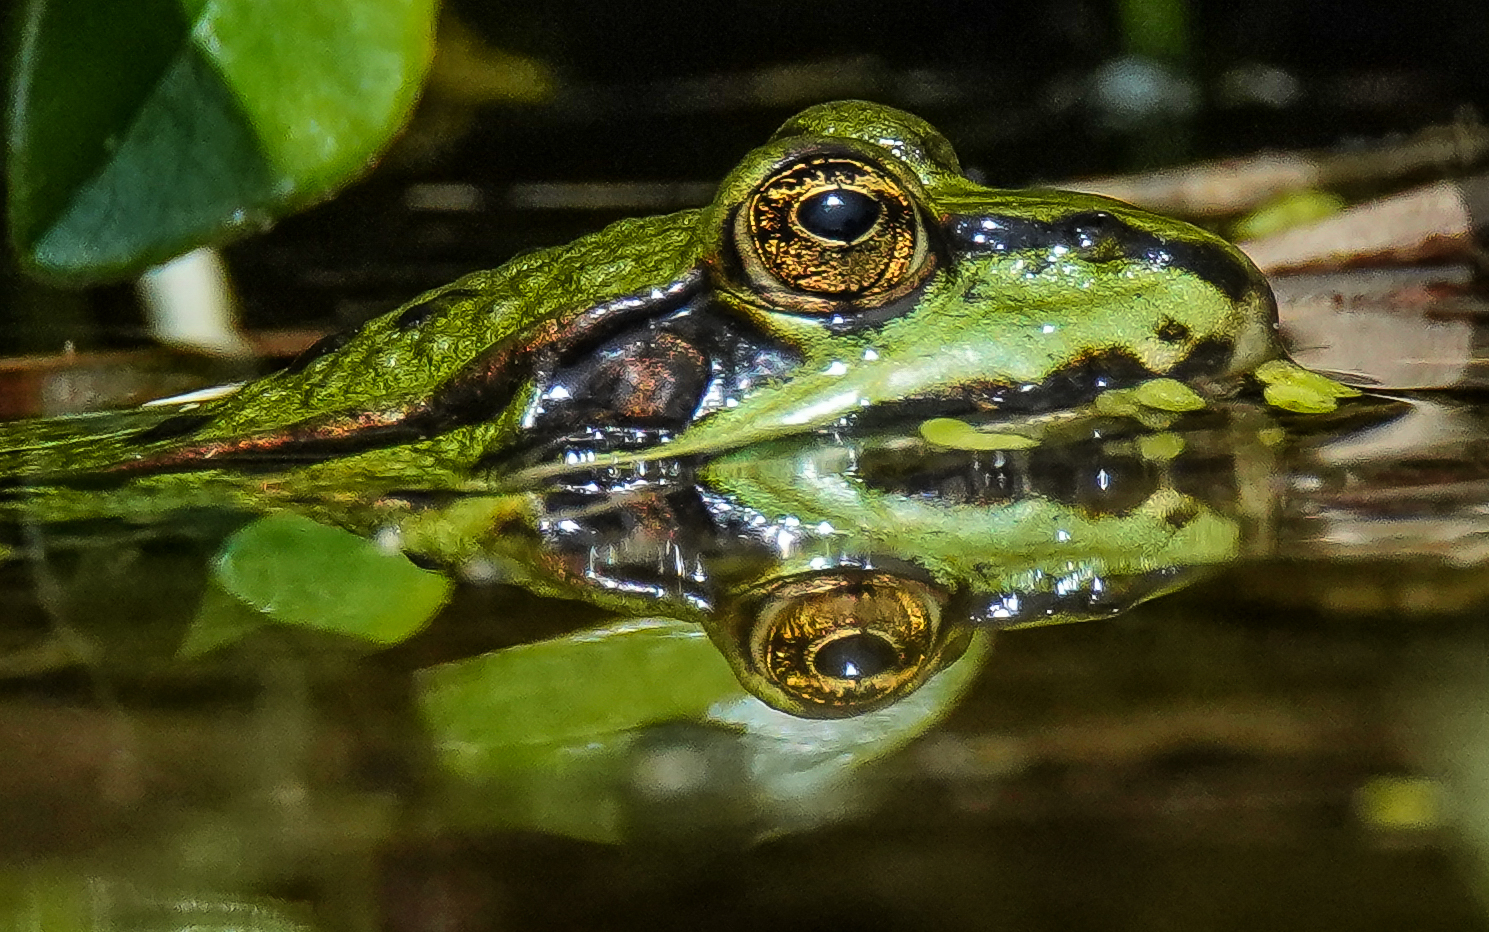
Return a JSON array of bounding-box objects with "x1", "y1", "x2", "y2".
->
[
  {"x1": 0, "y1": 101, "x2": 1294, "y2": 718},
  {"x1": 0, "y1": 100, "x2": 1281, "y2": 489}
]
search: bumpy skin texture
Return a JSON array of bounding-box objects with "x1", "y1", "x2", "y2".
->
[
  {"x1": 0, "y1": 100, "x2": 1278, "y2": 488},
  {"x1": 0, "y1": 214, "x2": 701, "y2": 484}
]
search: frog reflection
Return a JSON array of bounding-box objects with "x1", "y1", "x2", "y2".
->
[{"x1": 439, "y1": 421, "x2": 1245, "y2": 718}]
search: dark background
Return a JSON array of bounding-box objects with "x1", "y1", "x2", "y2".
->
[{"x1": 7, "y1": 0, "x2": 1489, "y2": 355}]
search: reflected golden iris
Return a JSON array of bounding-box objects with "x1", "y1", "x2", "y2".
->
[
  {"x1": 746, "y1": 570, "x2": 948, "y2": 717},
  {"x1": 735, "y1": 156, "x2": 930, "y2": 310}
]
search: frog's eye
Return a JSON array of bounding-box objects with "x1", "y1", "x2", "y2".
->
[
  {"x1": 736, "y1": 156, "x2": 931, "y2": 309},
  {"x1": 743, "y1": 571, "x2": 951, "y2": 718}
]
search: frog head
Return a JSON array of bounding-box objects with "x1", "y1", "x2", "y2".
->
[
  {"x1": 656, "y1": 100, "x2": 1279, "y2": 460},
  {"x1": 494, "y1": 99, "x2": 1278, "y2": 475}
]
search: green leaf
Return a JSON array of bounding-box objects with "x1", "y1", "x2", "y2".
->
[
  {"x1": 193, "y1": 512, "x2": 450, "y2": 650},
  {"x1": 191, "y1": 0, "x2": 435, "y2": 188},
  {"x1": 7, "y1": 0, "x2": 436, "y2": 282}
]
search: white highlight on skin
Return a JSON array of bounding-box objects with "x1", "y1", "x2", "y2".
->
[{"x1": 782, "y1": 391, "x2": 862, "y2": 425}]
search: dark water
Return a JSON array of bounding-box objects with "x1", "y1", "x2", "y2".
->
[{"x1": 3, "y1": 395, "x2": 1489, "y2": 931}]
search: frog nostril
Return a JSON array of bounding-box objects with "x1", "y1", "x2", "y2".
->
[{"x1": 796, "y1": 188, "x2": 881, "y2": 243}]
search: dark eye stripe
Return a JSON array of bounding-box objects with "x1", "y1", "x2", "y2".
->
[
  {"x1": 947, "y1": 210, "x2": 1254, "y2": 302},
  {"x1": 858, "y1": 442, "x2": 1162, "y2": 517},
  {"x1": 1025, "y1": 448, "x2": 1161, "y2": 517}
]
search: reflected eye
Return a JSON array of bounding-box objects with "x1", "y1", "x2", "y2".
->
[
  {"x1": 813, "y1": 631, "x2": 899, "y2": 679},
  {"x1": 736, "y1": 155, "x2": 931, "y2": 308},
  {"x1": 744, "y1": 571, "x2": 950, "y2": 717}
]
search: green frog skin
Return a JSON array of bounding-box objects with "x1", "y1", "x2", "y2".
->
[{"x1": 0, "y1": 100, "x2": 1279, "y2": 488}]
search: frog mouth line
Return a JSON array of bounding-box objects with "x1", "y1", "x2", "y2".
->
[
  {"x1": 53, "y1": 317, "x2": 1229, "y2": 488},
  {"x1": 509, "y1": 335, "x2": 1241, "y2": 481}
]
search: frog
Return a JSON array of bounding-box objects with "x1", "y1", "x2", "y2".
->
[
  {"x1": 0, "y1": 101, "x2": 1357, "y2": 717},
  {"x1": 0, "y1": 99, "x2": 1314, "y2": 501}
]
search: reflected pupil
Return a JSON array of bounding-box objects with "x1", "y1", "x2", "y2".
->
[
  {"x1": 797, "y1": 189, "x2": 881, "y2": 242},
  {"x1": 814, "y1": 633, "x2": 900, "y2": 680}
]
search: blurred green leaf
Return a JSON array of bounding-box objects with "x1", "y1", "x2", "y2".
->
[
  {"x1": 418, "y1": 617, "x2": 744, "y2": 843},
  {"x1": 1231, "y1": 188, "x2": 1346, "y2": 240},
  {"x1": 422, "y1": 616, "x2": 742, "y2": 768},
  {"x1": 181, "y1": 575, "x2": 276, "y2": 657},
  {"x1": 418, "y1": 619, "x2": 993, "y2": 844},
  {"x1": 7, "y1": 0, "x2": 437, "y2": 282},
  {"x1": 187, "y1": 512, "x2": 450, "y2": 652}
]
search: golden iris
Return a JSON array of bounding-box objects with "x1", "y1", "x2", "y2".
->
[{"x1": 737, "y1": 156, "x2": 928, "y2": 307}]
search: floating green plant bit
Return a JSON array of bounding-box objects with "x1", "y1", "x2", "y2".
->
[
  {"x1": 1132, "y1": 378, "x2": 1207, "y2": 412},
  {"x1": 1137, "y1": 432, "x2": 1186, "y2": 462},
  {"x1": 1255, "y1": 359, "x2": 1361, "y2": 414},
  {"x1": 919, "y1": 417, "x2": 1038, "y2": 451},
  {"x1": 1231, "y1": 188, "x2": 1346, "y2": 241},
  {"x1": 1094, "y1": 377, "x2": 1207, "y2": 417}
]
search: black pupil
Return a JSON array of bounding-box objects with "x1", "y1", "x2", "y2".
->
[
  {"x1": 814, "y1": 634, "x2": 900, "y2": 680},
  {"x1": 797, "y1": 188, "x2": 881, "y2": 243}
]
